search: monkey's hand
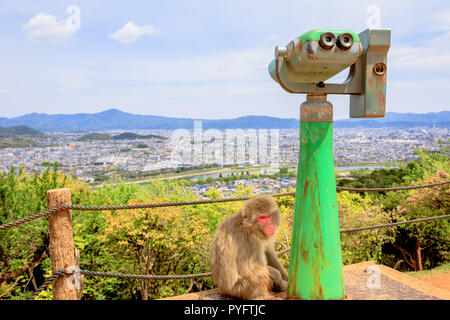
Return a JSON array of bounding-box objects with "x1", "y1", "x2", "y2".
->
[
  {"x1": 265, "y1": 248, "x2": 289, "y2": 281},
  {"x1": 267, "y1": 265, "x2": 288, "y2": 292}
]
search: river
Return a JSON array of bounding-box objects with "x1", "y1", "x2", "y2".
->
[{"x1": 183, "y1": 165, "x2": 399, "y2": 180}]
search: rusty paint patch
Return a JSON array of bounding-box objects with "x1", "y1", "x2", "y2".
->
[
  {"x1": 375, "y1": 71, "x2": 386, "y2": 107},
  {"x1": 367, "y1": 73, "x2": 374, "y2": 87},
  {"x1": 315, "y1": 212, "x2": 321, "y2": 232},
  {"x1": 306, "y1": 187, "x2": 325, "y2": 300},
  {"x1": 307, "y1": 53, "x2": 319, "y2": 61},
  {"x1": 305, "y1": 41, "x2": 318, "y2": 61},
  {"x1": 315, "y1": 170, "x2": 320, "y2": 206},
  {"x1": 302, "y1": 249, "x2": 309, "y2": 262},
  {"x1": 304, "y1": 179, "x2": 309, "y2": 196},
  {"x1": 364, "y1": 114, "x2": 384, "y2": 118},
  {"x1": 348, "y1": 42, "x2": 363, "y2": 65},
  {"x1": 288, "y1": 252, "x2": 300, "y2": 298},
  {"x1": 295, "y1": 38, "x2": 303, "y2": 53},
  {"x1": 318, "y1": 287, "x2": 324, "y2": 299},
  {"x1": 300, "y1": 106, "x2": 333, "y2": 122}
]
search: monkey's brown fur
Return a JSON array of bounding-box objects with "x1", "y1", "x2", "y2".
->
[{"x1": 209, "y1": 195, "x2": 288, "y2": 299}]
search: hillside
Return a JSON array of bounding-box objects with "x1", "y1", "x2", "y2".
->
[
  {"x1": 0, "y1": 109, "x2": 448, "y2": 131},
  {"x1": 77, "y1": 133, "x2": 113, "y2": 141},
  {"x1": 0, "y1": 125, "x2": 43, "y2": 137},
  {"x1": 112, "y1": 133, "x2": 168, "y2": 140},
  {"x1": 0, "y1": 140, "x2": 33, "y2": 148},
  {"x1": 78, "y1": 131, "x2": 167, "y2": 141}
]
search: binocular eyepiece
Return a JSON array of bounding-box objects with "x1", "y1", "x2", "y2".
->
[
  {"x1": 319, "y1": 32, "x2": 336, "y2": 50},
  {"x1": 318, "y1": 32, "x2": 354, "y2": 50}
]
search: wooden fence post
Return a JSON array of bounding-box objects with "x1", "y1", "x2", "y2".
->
[{"x1": 47, "y1": 188, "x2": 77, "y2": 300}]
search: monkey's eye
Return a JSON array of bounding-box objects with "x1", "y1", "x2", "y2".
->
[{"x1": 257, "y1": 214, "x2": 273, "y2": 225}]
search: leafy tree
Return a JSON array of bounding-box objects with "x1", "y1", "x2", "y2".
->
[
  {"x1": 98, "y1": 200, "x2": 210, "y2": 299},
  {"x1": 0, "y1": 165, "x2": 71, "y2": 299},
  {"x1": 391, "y1": 170, "x2": 449, "y2": 271},
  {"x1": 337, "y1": 192, "x2": 396, "y2": 264}
]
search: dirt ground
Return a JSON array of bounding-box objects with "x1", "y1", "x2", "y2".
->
[{"x1": 414, "y1": 270, "x2": 450, "y2": 293}]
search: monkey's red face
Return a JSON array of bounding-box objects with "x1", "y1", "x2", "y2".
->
[{"x1": 257, "y1": 213, "x2": 276, "y2": 236}]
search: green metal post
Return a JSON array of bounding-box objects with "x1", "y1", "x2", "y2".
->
[{"x1": 287, "y1": 94, "x2": 345, "y2": 300}]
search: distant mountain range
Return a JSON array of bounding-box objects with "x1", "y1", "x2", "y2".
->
[{"x1": 0, "y1": 109, "x2": 448, "y2": 131}]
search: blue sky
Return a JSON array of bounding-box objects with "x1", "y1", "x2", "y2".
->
[{"x1": 0, "y1": 0, "x2": 449, "y2": 120}]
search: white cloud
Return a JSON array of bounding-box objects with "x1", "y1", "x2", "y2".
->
[
  {"x1": 102, "y1": 48, "x2": 271, "y2": 84},
  {"x1": 430, "y1": 9, "x2": 450, "y2": 31},
  {"x1": 23, "y1": 13, "x2": 77, "y2": 43},
  {"x1": 389, "y1": 46, "x2": 450, "y2": 72},
  {"x1": 52, "y1": 88, "x2": 65, "y2": 94},
  {"x1": 266, "y1": 34, "x2": 282, "y2": 42},
  {"x1": 108, "y1": 21, "x2": 160, "y2": 44}
]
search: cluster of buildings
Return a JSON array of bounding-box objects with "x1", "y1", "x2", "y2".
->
[
  {"x1": 0, "y1": 127, "x2": 447, "y2": 184},
  {"x1": 0, "y1": 130, "x2": 172, "y2": 181},
  {"x1": 333, "y1": 128, "x2": 446, "y2": 163},
  {"x1": 189, "y1": 177, "x2": 297, "y2": 198}
]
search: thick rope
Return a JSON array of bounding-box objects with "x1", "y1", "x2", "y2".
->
[
  {"x1": 340, "y1": 214, "x2": 450, "y2": 233},
  {"x1": 63, "y1": 192, "x2": 294, "y2": 211},
  {"x1": 27, "y1": 269, "x2": 65, "y2": 300},
  {"x1": 336, "y1": 180, "x2": 450, "y2": 192},
  {"x1": 0, "y1": 207, "x2": 60, "y2": 231},
  {"x1": 79, "y1": 270, "x2": 212, "y2": 280},
  {"x1": 27, "y1": 269, "x2": 213, "y2": 300}
]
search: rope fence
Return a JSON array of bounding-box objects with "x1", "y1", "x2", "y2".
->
[
  {"x1": 1, "y1": 180, "x2": 449, "y2": 231},
  {"x1": 0, "y1": 179, "x2": 447, "y2": 299},
  {"x1": 28, "y1": 269, "x2": 213, "y2": 300},
  {"x1": 335, "y1": 180, "x2": 450, "y2": 192},
  {"x1": 27, "y1": 213, "x2": 450, "y2": 300},
  {"x1": 339, "y1": 214, "x2": 450, "y2": 233}
]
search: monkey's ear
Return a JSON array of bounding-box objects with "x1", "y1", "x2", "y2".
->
[
  {"x1": 240, "y1": 207, "x2": 251, "y2": 221},
  {"x1": 240, "y1": 207, "x2": 256, "y2": 228},
  {"x1": 272, "y1": 209, "x2": 281, "y2": 224}
]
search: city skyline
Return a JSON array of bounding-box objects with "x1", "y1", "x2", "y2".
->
[
  {"x1": 0, "y1": 1, "x2": 449, "y2": 120},
  {"x1": 1, "y1": 127, "x2": 446, "y2": 176}
]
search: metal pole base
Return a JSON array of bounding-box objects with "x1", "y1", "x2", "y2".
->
[{"x1": 287, "y1": 94, "x2": 345, "y2": 300}]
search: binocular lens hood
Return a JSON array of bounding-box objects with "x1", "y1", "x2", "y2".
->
[
  {"x1": 319, "y1": 32, "x2": 336, "y2": 50},
  {"x1": 337, "y1": 33, "x2": 354, "y2": 50}
]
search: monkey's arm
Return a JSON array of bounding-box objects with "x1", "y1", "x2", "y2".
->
[
  {"x1": 265, "y1": 247, "x2": 288, "y2": 281},
  {"x1": 267, "y1": 265, "x2": 288, "y2": 291}
]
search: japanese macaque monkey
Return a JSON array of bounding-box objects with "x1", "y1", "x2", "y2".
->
[{"x1": 209, "y1": 195, "x2": 288, "y2": 299}]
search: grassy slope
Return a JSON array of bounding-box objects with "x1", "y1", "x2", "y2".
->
[{"x1": 406, "y1": 263, "x2": 450, "y2": 278}]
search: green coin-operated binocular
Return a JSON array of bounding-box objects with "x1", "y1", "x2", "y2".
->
[
  {"x1": 268, "y1": 29, "x2": 390, "y2": 300},
  {"x1": 269, "y1": 29, "x2": 390, "y2": 117}
]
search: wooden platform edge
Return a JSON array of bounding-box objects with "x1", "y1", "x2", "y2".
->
[
  {"x1": 377, "y1": 264, "x2": 450, "y2": 300},
  {"x1": 161, "y1": 261, "x2": 450, "y2": 300}
]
